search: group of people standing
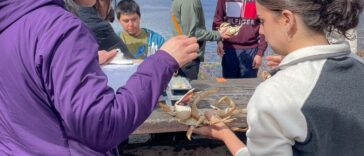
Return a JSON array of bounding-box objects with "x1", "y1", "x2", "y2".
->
[
  {"x1": 1, "y1": 0, "x2": 364, "y2": 156},
  {"x1": 171, "y1": 0, "x2": 267, "y2": 79},
  {"x1": 74, "y1": 0, "x2": 267, "y2": 80}
]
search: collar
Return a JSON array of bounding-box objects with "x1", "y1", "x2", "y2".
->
[{"x1": 269, "y1": 41, "x2": 351, "y2": 76}]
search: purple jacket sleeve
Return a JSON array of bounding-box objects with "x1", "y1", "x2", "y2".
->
[{"x1": 37, "y1": 20, "x2": 178, "y2": 152}]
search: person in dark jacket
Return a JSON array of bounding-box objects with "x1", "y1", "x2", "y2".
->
[{"x1": 66, "y1": 0, "x2": 135, "y2": 64}]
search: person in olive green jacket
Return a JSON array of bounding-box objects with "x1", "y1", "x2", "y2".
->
[{"x1": 171, "y1": 0, "x2": 230, "y2": 80}]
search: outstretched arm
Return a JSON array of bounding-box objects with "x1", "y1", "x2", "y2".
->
[
  {"x1": 193, "y1": 112, "x2": 247, "y2": 156},
  {"x1": 179, "y1": 0, "x2": 221, "y2": 41},
  {"x1": 39, "y1": 16, "x2": 198, "y2": 152}
]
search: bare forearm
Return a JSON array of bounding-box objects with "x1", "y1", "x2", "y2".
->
[{"x1": 221, "y1": 129, "x2": 246, "y2": 155}]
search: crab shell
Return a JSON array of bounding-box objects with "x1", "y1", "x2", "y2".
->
[
  {"x1": 260, "y1": 70, "x2": 272, "y2": 80},
  {"x1": 225, "y1": 25, "x2": 242, "y2": 36},
  {"x1": 219, "y1": 22, "x2": 231, "y2": 29},
  {"x1": 218, "y1": 22, "x2": 242, "y2": 36},
  {"x1": 174, "y1": 105, "x2": 192, "y2": 121}
]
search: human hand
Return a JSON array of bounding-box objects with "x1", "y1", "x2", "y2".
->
[
  {"x1": 98, "y1": 49, "x2": 117, "y2": 65},
  {"x1": 252, "y1": 55, "x2": 262, "y2": 69},
  {"x1": 216, "y1": 41, "x2": 224, "y2": 57},
  {"x1": 218, "y1": 27, "x2": 232, "y2": 39},
  {"x1": 160, "y1": 35, "x2": 199, "y2": 67},
  {"x1": 265, "y1": 55, "x2": 283, "y2": 68},
  {"x1": 192, "y1": 111, "x2": 232, "y2": 141}
]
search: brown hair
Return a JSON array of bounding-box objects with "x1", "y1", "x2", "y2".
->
[
  {"x1": 115, "y1": 0, "x2": 141, "y2": 19},
  {"x1": 256, "y1": 0, "x2": 364, "y2": 40}
]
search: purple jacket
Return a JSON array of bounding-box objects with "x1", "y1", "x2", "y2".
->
[{"x1": 0, "y1": 0, "x2": 178, "y2": 155}]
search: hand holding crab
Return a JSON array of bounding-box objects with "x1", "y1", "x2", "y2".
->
[
  {"x1": 218, "y1": 22, "x2": 243, "y2": 36},
  {"x1": 159, "y1": 88, "x2": 246, "y2": 140}
]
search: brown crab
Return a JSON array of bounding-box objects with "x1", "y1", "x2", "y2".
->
[
  {"x1": 218, "y1": 22, "x2": 243, "y2": 36},
  {"x1": 259, "y1": 70, "x2": 272, "y2": 80},
  {"x1": 159, "y1": 88, "x2": 244, "y2": 140}
]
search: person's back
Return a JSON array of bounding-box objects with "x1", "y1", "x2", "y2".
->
[
  {"x1": 293, "y1": 54, "x2": 364, "y2": 155},
  {"x1": 0, "y1": 0, "x2": 101, "y2": 155},
  {"x1": 247, "y1": 43, "x2": 364, "y2": 155},
  {"x1": 192, "y1": 0, "x2": 364, "y2": 155},
  {"x1": 0, "y1": 0, "x2": 194, "y2": 155}
]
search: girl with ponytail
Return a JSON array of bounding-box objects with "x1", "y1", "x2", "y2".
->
[{"x1": 193, "y1": 0, "x2": 364, "y2": 156}]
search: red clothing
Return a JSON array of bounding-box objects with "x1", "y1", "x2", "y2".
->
[{"x1": 212, "y1": 0, "x2": 267, "y2": 56}]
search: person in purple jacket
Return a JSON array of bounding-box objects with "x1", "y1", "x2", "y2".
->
[{"x1": 0, "y1": 0, "x2": 198, "y2": 155}]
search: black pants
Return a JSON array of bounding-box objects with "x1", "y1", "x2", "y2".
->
[{"x1": 177, "y1": 58, "x2": 201, "y2": 80}]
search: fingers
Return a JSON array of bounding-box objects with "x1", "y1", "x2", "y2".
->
[
  {"x1": 174, "y1": 35, "x2": 189, "y2": 40},
  {"x1": 98, "y1": 50, "x2": 117, "y2": 65},
  {"x1": 184, "y1": 44, "x2": 199, "y2": 55},
  {"x1": 266, "y1": 55, "x2": 282, "y2": 63},
  {"x1": 160, "y1": 35, "x2": 199, "y2": 67},
  {"x1": 265, "y1": 55, "x2": 282, "y2": 68},
  {"x1": 252, "y1": 59, "x2": 258, "y2": 69},
  {"x1": 204, "y1": 111, "x2": 221, "y2": 124},
  {"x1": 266, "y1": 61, "x2": 279, "y2": 67},
  {"x1": 220, "y1": 33, "x2": 232, "y2": 39},
  {"x1": 252, "y1": 62, "x2": 258, "y2": 69},
  {"x1": 184, "y1": 36, "x2": 197, "y2": 47}
]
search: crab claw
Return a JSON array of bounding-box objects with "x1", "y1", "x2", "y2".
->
[
  {"x1": 175, "y1": 88, "x2": 195, "y2": 105},
  {"x1": 186, "y1": 126, "x2": 195, "y2": 141},
  {"x1": 159, "y1": 102, "x2": 172, "y2": 113}
]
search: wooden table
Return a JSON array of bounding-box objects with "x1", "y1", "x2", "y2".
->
[{"x1": 132, "y1": 78, "x2": 262, "y2": 134}]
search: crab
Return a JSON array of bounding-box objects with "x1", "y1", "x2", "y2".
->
[
  {"x1": 218, "y1": 22, "x2": 243, "y2": 36},
  {"x1": 159, "y1": 88, "x2": 245, "y2": 140},
  {"x1": 259, "y1": 70, "x2": 272, "y2": 80}
]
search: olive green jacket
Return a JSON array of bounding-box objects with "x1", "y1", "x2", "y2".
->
[{"x1": 171, "y1": 0, "x2": 221, "y2": 60}]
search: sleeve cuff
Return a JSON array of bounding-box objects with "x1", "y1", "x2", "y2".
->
[
  {"x1": 235, "y1": 147, "x2": 249, "y2": 156},
  {"x1": 155, "y1": 50, "x2": 180, "y2": 71},
  {"x1": 256, "y1": 50, "x2": 264, "y2": 56}
]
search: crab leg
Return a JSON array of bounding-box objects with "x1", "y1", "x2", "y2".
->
[
  {"x1": 209, "y1": 116, "x2": 236, "y2": 125},
  {"x1": 186, "y1": 126, "x2": 194, "y2": 141},
  {"x1": 212, "y1": 96, "x2": 237, "y2": 118}
]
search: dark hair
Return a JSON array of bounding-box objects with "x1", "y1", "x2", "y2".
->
[
  {"x1": 64, "y1": 0, "x2": 79, "y2": 16},
  {"x1": 256, "y1": 0, "x2": 364, "y2": 39},
  {"x1": 115, "y1": 0, "x2": 141, "y2": 19}
]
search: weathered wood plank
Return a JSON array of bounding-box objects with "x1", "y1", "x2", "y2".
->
[{"x1": 132, "y1": 78, "x2": 262, "y2": 134}]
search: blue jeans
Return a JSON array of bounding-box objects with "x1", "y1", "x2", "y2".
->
[{"x1": 222, "y1": 48, "x2": 258, "y2": 78}]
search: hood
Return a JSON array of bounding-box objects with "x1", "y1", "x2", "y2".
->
[{"x1": 0, "y1": 0, "x2": 64, "y2": 33}]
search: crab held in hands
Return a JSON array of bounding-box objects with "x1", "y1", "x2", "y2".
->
[
  {"x1": 218, "y1": 22, "x2": 243, "y2": 36},
  {"x1": 159, "y1": 88, "x2": 246, "y2": 140}
]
